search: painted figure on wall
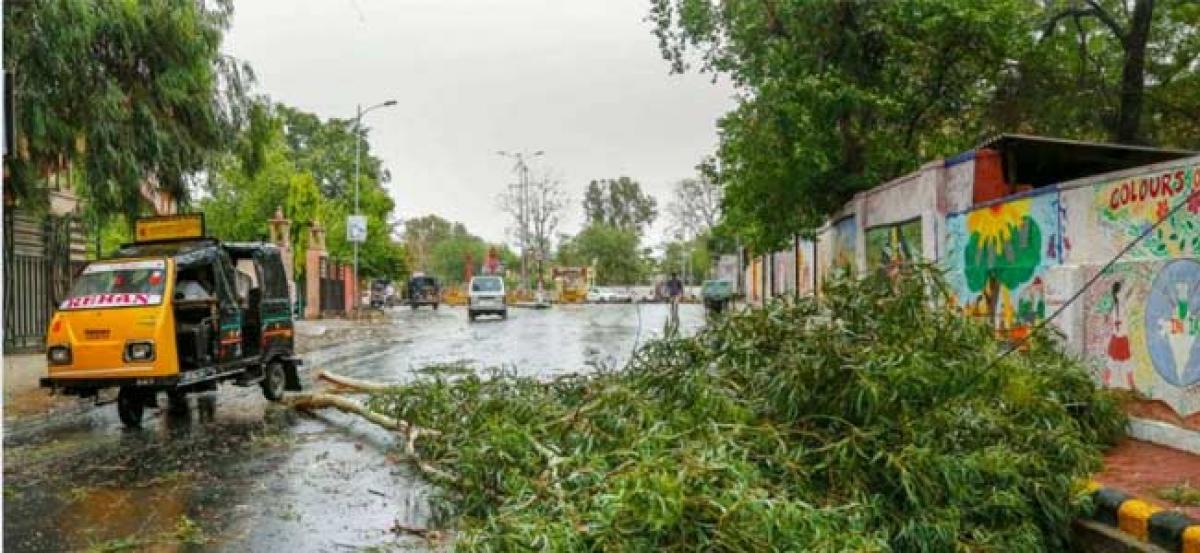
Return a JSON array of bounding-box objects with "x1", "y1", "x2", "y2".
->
[
  {"x1": 1084, "y1": 260, "x2": 1200, "y2": 418},
  {"x1": 1095, "y1": 279, "x2": 1135, "y2": 390},
  {"x1": 945, "y1": 193, "x2": 1060, "y2": 339}
]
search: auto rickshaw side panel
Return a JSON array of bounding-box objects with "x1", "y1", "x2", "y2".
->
[{"x1": 258, "y1": 248, "x2": 295, "y2": 356}]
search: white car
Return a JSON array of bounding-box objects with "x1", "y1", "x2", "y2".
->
[
  {"x1": 587, "y1": 288, "x2": 614, "y2": 303},
  {"x1": 587, "y1": 288, "x2": 633, "y2": 303},
  {"x1": 468, "y1": 276, "x2": 507, "y2": 321},
  {"x1": 608, "y1": 289, "x2": 633, "y2": 303}
]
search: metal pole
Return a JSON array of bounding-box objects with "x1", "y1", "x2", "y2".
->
[
  {"x1": 354, "y1": 103, "x2": 361, "y2": 311},
  {"x1": 519, "y1": 155, "x2": 528, "y2": 292}
]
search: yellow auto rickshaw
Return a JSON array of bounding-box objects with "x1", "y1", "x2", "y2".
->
[{"x1": 40, "y1": 214, "x2": 303, "y2": 427}]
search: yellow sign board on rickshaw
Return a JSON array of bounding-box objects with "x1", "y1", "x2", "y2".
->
[{"x1": 134, "y1": 214, "x2": 205, "y2": 242}]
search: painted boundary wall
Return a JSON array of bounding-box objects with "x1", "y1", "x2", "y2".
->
[
  {"x1": 748, "y1": 149, "x2": 1200, "y2": 439},
  {"x1": 944, "y1": 156, "x2": 1200, "y2": 432}
]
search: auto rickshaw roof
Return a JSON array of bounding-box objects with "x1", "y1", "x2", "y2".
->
[
  {"x1": 113, "y1": 239, "x2": 225, "y2": 270},
  {"x1": 114, "y1": 239, "x2": 274, "y2": 271}
]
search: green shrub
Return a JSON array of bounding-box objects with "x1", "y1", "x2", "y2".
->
[{"x1": 368, "y1": 265, "x2": 1125, "y2": 551}]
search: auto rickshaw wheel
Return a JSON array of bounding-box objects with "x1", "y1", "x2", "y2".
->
[
  {"x1": 117, "y1": 386, "x2": 146, "y2": 428},
  {"x1": 167, "y1": 390, "x2": 189, "y2": 415},
  {"x1": 261, "y1": 360, "x2": 287, "y2": 401}
]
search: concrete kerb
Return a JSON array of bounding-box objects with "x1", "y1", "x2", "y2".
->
[{"x1": 1085, "y1": 481, "x2": 1200, "y2": 552}]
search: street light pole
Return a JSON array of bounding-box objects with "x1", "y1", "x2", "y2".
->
[
  {"x1": 498, "y1": 150, "x2": 543, "y2": 293},
  {"x1": 352, "y1": 99, "x2": 397, "y2": 311}
]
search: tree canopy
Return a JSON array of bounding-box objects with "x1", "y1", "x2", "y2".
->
[
  {"x1": 558, "y1": 224, "x2": 646, "y2": 285},
  {"x1": 201, "y1": 102, "x2": 407, "y2": 281},
  {"x1": 650, "y1": 0, "x2": 1200, "y2": 251},
  {"x1": 4, "y1": 0, "x2": 256, "y2": 217},
  {"x1": 582, "y1": 177, "x2": 658, "y2": 238}
]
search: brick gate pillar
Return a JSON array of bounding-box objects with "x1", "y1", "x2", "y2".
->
[
  {"x1": 305, "y1": 220, "x2": 326, "y2": 319},
  {"x1": 268, "y1": 206, "x2": 295, "y2": 306}
]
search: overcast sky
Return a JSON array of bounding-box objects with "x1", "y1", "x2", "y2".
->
[{"x1": 224, "y1": 0, "x2": 735, "y2": 248}]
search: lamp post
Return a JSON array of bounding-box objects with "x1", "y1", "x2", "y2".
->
[
  {"x1": 497, "y1": 150, "x2": 543, "y2": 293},
  {"x1": 352, "y1": 99, "x2": 397, "y2": 311}
]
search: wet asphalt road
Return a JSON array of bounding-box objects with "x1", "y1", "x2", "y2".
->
[{"x1": 3, "y1": 303, "x2": 704, "y2": 552}]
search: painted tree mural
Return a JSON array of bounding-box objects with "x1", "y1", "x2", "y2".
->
[{"x1": 946, "y1": 194, "x2": 1060, "y2": 338}]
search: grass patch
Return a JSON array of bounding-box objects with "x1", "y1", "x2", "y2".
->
[
  {"x1": 1156, "y1": 483, "x2": 1200, "y2": 506},
  {"x1": 368, "y1": 266, "x2": 1125, "y2": 551}
]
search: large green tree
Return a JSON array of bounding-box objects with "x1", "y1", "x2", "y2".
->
[
  {"x1": 277, "y1": 105, "x2": 388, "y2": 198},
  {"x1": 649, "y1": 0, "x2": 1200, "y2": 251},
  {"x1": 4, "y1": 0, "x2": 255, "y2": 216},
  {"x1": 202, "y1": 104, "x2": 407, "y2": 281},
  {"x1": 582, "y1": 177, "x2": 658, "y2": 237},
  {"x1": 1008, "y1": 0, "x2": 1200, "y2": 146},
  {"x1": 650, "y1": 0, "x2": 1032, "y2": 251},
  {"x1": 558, "y1": 224, "x2": 646, "y2": 285}
]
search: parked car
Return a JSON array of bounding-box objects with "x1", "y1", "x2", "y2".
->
[
  {"x1": 468, "y1": 275, "x2": 507, "y2": 321},
  {"x1": 407, "y1": 275, "x2": 440, "y2": 310},
  {"x1": 607, "y1": 288, "x2": 633, "y2": 303},
  {"x1": 588, "y1": 287, "x2": 634, "y2": 303},
  {"x1": 586, "y1": 288, "x2": 614, "y2": 303}
]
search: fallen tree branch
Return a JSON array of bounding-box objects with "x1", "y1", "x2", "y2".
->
[
  {"x1": 315, "y1": 370, "x2": 399, "y2": 392},
  {"x1": 285, "y1": 392, "x2": 408, "y2": 430}
]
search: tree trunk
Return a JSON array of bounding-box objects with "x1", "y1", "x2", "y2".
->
[{"x1": 1114, "y1": 0, "x2": 1154, "y2": 144}]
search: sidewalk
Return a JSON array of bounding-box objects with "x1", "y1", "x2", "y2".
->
[
  {"x1": 1097, "y1": 438, "x2": 1200, "y2": 519},
  {"x1": 3, "y1": 353, "x2": 68, "y2": 418}
]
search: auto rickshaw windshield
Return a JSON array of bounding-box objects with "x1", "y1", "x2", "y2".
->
[{"x1": 61, "y1": 259, "x2": 168, "y2": 310}]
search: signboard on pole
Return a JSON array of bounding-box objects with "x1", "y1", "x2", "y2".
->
[{"x1": 347, "y1": 215, "x2": 367, "y2": 243}]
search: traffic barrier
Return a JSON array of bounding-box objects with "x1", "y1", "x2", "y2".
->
[{"x1": 1086, "y1": 481, "x2": 1200, "y2": 551}]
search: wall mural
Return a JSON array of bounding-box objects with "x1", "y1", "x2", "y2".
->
[
  {"x1": 1093, "y1": 163, "x2": 1200, "y2": 259},
  {"x1": 796, "y1": 239, "x2": 815, "y2": 297},
  {"x1": 1084, "y1": 260, "x2": 1200, "y2": 416},
  {"x1": 866, "y1": 218, "x2": 922, "y2": 272},
  {"x1": 944, "y1": 192, "x2": 1061, "y2": 339},
  {"x1": 831, "y1": 215, "x2": 857, "y2": 273}
]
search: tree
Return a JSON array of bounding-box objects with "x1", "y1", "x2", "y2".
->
[
  {"x1": 277, "y1": 105, "x2": 389, "y2": 197},
  {"x1": 4, "y1": 0, "x2": 256, "y2": 216},
  {"x1": 650, "y1": 0, "x2": 1033, "y2": 251},
  {"x1": 557, "y1": 225, "x2": 645, "y2": 285},
  {"x1": 582, "y1": 177, "x2": 658, "y2": 237},
  {"x1": 202, "y1": 103, "x2": 407, "y2": 281},
  {"x1": 499, "y1": 170, "x2": 567, "y2": 272},
  {"x1": 1024, "y1": 0, "x2": 1200, "y2": 145},
  {"x1": 660, "y1": 237, "x2": 710, "y2": 285},
  {"x1": 404, "y1": 214, "x2": 473, "y2": 273},
  {"x1": 666, "y1": 160, "x2": 722, "y2": 241},
  {"x1": 430, "y1": 234, "x2": 488, "y2": 285},
  {"x1": 650, "y1": 1, "x2": 1200, "y2": 251}
]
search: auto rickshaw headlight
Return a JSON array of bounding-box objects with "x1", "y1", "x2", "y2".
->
[
  {"x1": 125, "y1": 341, "x2": 155, "y2": 362},
  {"x1": 47, "y1": 346, "x2": 72, "y2": 365}
]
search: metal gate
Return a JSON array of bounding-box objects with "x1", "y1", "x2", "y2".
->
[
  {"x1": 319, "y1": 261, "x2": 345, "y2": 313},
  {"x1": 4, "y1": 210, "x2": 85, "y2": 352}
]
